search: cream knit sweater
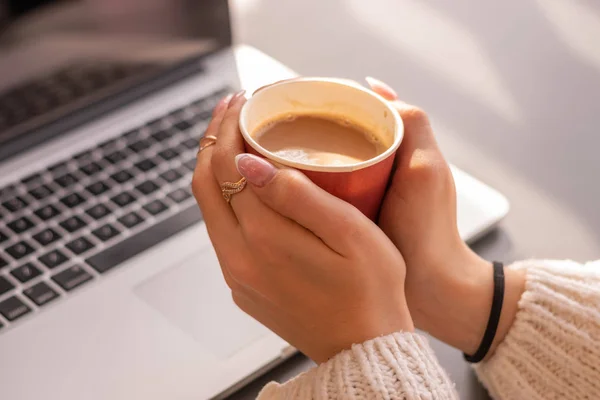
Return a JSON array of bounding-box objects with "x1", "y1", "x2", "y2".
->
[{"x1": 257, "y1": 260, "x2": 600, "y2": 399}]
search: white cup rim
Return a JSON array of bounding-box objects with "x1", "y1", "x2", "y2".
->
[{"x1": 239, "y1": 77, "x2": 404, "y2": 173}]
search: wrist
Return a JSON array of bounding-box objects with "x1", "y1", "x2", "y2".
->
[{"x1": 408, "y1": 247, "x2": 525, "y2": 356}]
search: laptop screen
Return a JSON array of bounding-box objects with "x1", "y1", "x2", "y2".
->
[{"x1": 0, "y1": 0, "x2": 231, "y2": 158}]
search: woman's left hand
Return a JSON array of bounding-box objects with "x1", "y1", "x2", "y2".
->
[{"x1": 191, "y1": 91, "x2": 413, "y2": 364}]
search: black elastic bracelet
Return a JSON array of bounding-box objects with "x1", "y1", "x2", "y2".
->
[{"x1": 463, "y1": 261, "x2": 505, "y2": 363}]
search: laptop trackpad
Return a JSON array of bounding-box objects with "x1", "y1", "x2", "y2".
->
[{"x1": 134, "y1": 248, "x2": 270, "y2": 360}]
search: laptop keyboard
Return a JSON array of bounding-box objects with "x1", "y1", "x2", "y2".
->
[
  {"x1": 0, "y1": 87, "x2": 230, "y2": 331},
  {"x1": 0, "y1": 61, "x2": 159, "y2": 133}
]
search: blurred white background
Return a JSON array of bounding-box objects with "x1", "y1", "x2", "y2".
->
[{"x1": 230, "y1": 0, "x2": 600, "y2": 260}]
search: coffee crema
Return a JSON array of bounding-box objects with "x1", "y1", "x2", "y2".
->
[{"x1": 251, "y1": 114, "x2": 387, "y2": 166}]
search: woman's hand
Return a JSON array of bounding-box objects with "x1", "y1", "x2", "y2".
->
[
  {"x1": 367, "y1": 78, "x2": 525, "y2": 357},
  {"x1": 192, "y1": 91, "x2": 413, "y2": 364}
]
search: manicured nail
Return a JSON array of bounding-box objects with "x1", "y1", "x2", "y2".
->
[
  {"x1": 235, "y1": 154, "x2": 276, "y2": 187},
  {"x1": 365, "y1": 76, "x2": 398, "y2": 100},
  {"x1": 213, "y1": 94, "x2": 233, "y2": 116},
  {"x1": 228, "y1": 90, "x2": 247, "y2": 108}
]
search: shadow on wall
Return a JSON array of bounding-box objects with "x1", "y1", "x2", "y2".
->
[{"x1": 236, "y1": 0, "x2": 600, "y2": 255}]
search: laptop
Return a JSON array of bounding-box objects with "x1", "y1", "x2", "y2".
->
[{"x1": 0, "y1": 1, "x2": 509, "y2": 399}]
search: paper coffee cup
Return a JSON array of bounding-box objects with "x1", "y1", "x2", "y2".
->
[{"x1": 239, "y1": 77, "x2": 404, "y2": 220}]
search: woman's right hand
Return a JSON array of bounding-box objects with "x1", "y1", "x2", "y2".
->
[{"x1": 367, "y1": 78, "x2": 526, "y2": 357}]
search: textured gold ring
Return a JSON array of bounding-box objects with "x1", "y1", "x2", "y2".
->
[{"x1": 221, "y1": 177, "x2": 247, "y2": 203}]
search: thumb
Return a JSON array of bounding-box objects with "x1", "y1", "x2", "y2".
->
[
  {"x1": 234, "y1": 153, "x2": 367, "y2": 251},
  {"x1": 366, "y1": 77, "x2": 440, "y2": 155}
]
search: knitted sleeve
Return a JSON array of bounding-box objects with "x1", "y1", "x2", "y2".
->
[
  {"x1": 474, "y1": 259, "x2": 600, "y2": 400},
  {"x1": 256, "y1": 332, "x2": 458, "y2": 399}
]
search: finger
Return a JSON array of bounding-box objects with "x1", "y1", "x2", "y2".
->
[
  {"x1": 366, "y1": 76, "x2": 398, "y2": 101},
  {"x1": 234, "y1": 153, "x2": 369, "y2": 254},
  {"x1": 393, "y1": 104, "x2": 445, "y2": 174},
  {"x1": 194, "y1": 92, "x2": 233, "y2": 174},
  {"x1": 365, "y1": 77, "x2": 440, "y2": 155},
  {"x1": 210, "y1": 90, "x2": 256, "y2": 209},
  {"x1": 192, "y1": 93, "x2": 238, "y2": 233}
]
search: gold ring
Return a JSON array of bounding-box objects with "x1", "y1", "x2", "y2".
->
[
  {"x1": 221, "y1": 177, "x2": 247, "y2": 203},
  {"x1": 197, "y1": 135, "x2": 218, "y2": 155}
]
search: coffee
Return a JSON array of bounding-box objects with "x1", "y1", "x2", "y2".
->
[{"x1": 252, "y1": 114, "x2": 387, "y2": 166}]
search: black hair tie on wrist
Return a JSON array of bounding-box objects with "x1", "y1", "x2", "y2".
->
[{"x1": 463, "y1": 261, "x2": 505, "y2": 363}]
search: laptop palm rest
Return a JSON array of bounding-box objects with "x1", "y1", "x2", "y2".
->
[{"x1": 135, "y1": 248, "x2": 269, "y2": 360}]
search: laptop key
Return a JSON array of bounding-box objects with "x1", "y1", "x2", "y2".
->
[
  {"x1": 143, "y1": 199, "x2": 168, "y2": 216},
  {"x1": 29, "y1": 184, "x2": 54, "y2": 200},
  {"x1": 39, "y1": 249, "x2": 69, "y2": 269},
  {"x1": 79, "y1": 161, "x2": 103, "y2": 176},
  {"x1": 0, "y1": 184, "x2": 18, "y2": 199},
  {"x1": 104, "y1": 150, "x2": 128, "y2": 164},
  {"x1": 55, "y1": 173, "x2": 79, "y2": 188},
  {"x1": 92, "y1": 224, "x2": 120, "y2": 242},
  {"x1": 183, "y1": 158, "x2": 197, "y2": 171},
  {"x1": 2, "y1": 196, "x2": 28, "y2": 212},
  {"x1": 128, "y1": 139, "x2": 153, "y2": 153},
  {"x1": 60, "y1": 216, "x2": 86, "y2": 233},
  {"x1": 66, "y1": 236, "x2": 95, "y2": 255},
  {"x1": 86, "y1": 203, "x2": 111, "y2": 220},
  {"x1": 86, "y1": 180, "x2": 111, "y2": 196},
  {"x1": 33, "y1": 228, "x2": 61, "y2": 246},
  {"x1": 6, "y1": 241, "x2": 35, "y2": 260},
  {"x1": 168, "y1": 108, "x2": 185, "y2": 120},
  {"x1": 0, "y1": 230, "x2": 8, "y2": 243},
  {"x1": 174, "y1": 120, "x2": 192, "y2": 131},
  {"x1": 135, "y1": 180, "x2": 160, "y2": 195},
  {"x1": 22, "y1": 173, "x2": 44, "y2": 186},
  {"x1": 123, "y1": 129, "x2": 143, "y2": 143},
  {"x1": 60, "y1": 193, "x2": 86, "y2": 208},
  {"x1": 11, "y1": 262, "x2": 42, "y2": 283},
  {"x1": 158, "y1": 148, "x2": 179, "y2": 161},
  {"x1": 134, "y1": 158, "x2": 157, "y2": 172},
  {"x1": 52, "y1": 265, "x2": 93, "y2": 291},
  {"x1": 110, "y1": 170, "x2": 134, "y2": 184},
  {"x1": 118, "y1": 211, "x2": 144, "y2": 228},
  {"x1": 49, "y1": 161, "x2": 70, "y2": 176},
  {"x1": 35, "y1": 204, "x2": 62, "y2": 220},
  {"x1": 87, "y1": 204, "x2": 202, "y2": 274},
  {"x1": 24, "y1": 282, "x2": 59, "y2": 306},
  {"x1": 73, "y1": 149, "x2": 93, "y2": 163},
  {"x1": 146, "y1": 117, "x2": 166, "y2": 131},
  {"x1": 0, "y1": 296, "x2": 31, "y2": 321},
  {"x1": 111, "y1": 191, "x2": 137, "y2": 208},
  {"x1": 181, "y1": 137, "x2": 199, "y2": 149},
  {"x1": 151, "y1": 129, "x2": 173, "y2": 142},
  {"x1": 167, "y1": 188, "x2": 192, "y2": 204},
  {"x1": 160, "y1": 169, "x2": 183, "y2": 183},
  {"x1": 98, "y1": 138, "x2": 120, "y2": 151},
  {"x1": 0, "y1": 276, "x2": 14, "y2": 296},
  {"x1": 8, "y1": 216, "x2": 35, "y2": 234},
  {"x1": 0, "y1": 255, "x2": 8, "y2": 270}
]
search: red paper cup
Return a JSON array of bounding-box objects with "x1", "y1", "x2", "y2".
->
[{"x1": 239, "y1": 78, "x2": 404, "y2": 220}]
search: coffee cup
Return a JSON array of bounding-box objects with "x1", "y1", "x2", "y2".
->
[{"x1": 239, "y1": 78, "x2": 404, "y2": 220}]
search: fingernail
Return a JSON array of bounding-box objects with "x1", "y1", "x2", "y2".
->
[
  {"x1": 228, "y1": 90, "x2": 247, "y2": 108},
  {"x1": 365, "y1": 76, "x2": 398, "y2": 100},
  {"x1": 235, "y1": 153, "x2": 276, "y2": 187},
  {"x1": 213, "y1": 94, "x2": 233, "y2": 116}
]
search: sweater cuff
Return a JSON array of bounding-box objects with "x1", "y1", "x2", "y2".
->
[
  {"x1": 474, "y1": 259, "x2": 600, "y2": 399},
  {"x1": 258, "y1": 332, "x2": 457, "y2": 399}
]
